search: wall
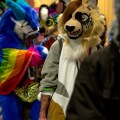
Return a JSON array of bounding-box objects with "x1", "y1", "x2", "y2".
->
[
  {"x1": 26, "y1": 0, "x2": 55, "y2": 8},
  {"x1": 98, "y1": 0, "x2": 114, "y2": 29},
  {"x1": 39, "y1": 0, "x2": 56, "y2": 6}
]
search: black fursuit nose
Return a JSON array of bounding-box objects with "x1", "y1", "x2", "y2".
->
[{"x1": 66, "y1": 25, "x2": 75, "y2": 32}]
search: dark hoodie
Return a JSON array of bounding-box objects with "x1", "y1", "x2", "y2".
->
[{"x1": 66, "y1": 0, "x2": 120, "y2": 120}]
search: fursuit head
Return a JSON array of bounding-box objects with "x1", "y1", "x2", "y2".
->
[
  {"x1": 38, "y1": 0, "x2": 67, "y2": 50},
  {"x1": 38, "y1": 0, "x2": 66, "y2": 36},
  {"x1": 58, "y1": 0, "x2": 105, "y2": 60}
]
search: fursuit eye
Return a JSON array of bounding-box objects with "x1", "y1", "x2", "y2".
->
[
  {"x1": 22, "y1": 21, "x2": 29, "y2": 27},
  {"x1": 82, "y1": 14, "x2": 89, "y2": 21},
  {"x1": 46, "y1": 19, "x2": 54, "y2": 27},
  {"x1": 75, "y1": 12, "x2": 83, "y2": 21}
]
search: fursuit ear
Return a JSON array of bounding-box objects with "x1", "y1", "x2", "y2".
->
[
  {"x1": 88, "y1": 0, "x2": 98, "y2": 7},
  {"x1": 82, "y1": 0, "x2": 98, "y2": 7},
  {"x1": 50, "y1": 0, "x2": 66, "y2": 14},
  {"x1": 56, "y1": 0, "x2": 66, "y2": 14},
  {"x1": 39, "y1": 4, "x2": 49, "y2": 22},
  {"x1": 17, "y1": 0, "x2": 29, "y2": 6},
  {"x1": 63, "y1": 0, "x2": 71, "y2": 6},
  {"x1": 6, "y1": 0, "x2": 26, "y2": 20}
]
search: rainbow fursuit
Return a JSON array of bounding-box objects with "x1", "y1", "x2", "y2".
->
[{"x1": 0, "y1": 0, "x2": 48, "y2": 119}]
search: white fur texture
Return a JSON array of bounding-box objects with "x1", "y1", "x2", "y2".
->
[
  {"x1": 42, "y1": 46, "x2": 48, "y2": 55},
  {"x1": 37, "y1": 92, "x2": 53, "y2": 101},
  {"x1": 41, "y1": 7, "x2": 49, "y2": 22},
  {"x1": 61, "y1": 39, "x2": 85, "y2": 61},
  {"x1": 37, "y1": 92, "x2": 41, "y2": 101}
]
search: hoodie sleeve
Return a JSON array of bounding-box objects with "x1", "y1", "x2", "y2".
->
[{"x1": 39, "y1": 39, "x2": 62, "y2": 95}]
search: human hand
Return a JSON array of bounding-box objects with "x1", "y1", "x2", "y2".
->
[
  {"x1": 38, "y1": 112, "x2": 47, "y2": 120},
  {"x1": 104, "y1": 41, "x2": 110, "y2": 47}
]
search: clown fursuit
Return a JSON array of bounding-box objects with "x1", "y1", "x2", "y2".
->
[
  {"x1": 0, "y1": 0, "x2": 48, "y2": 120},
  {"x1": 39, "y1": 0, "x2": 104, "y2": 120}
]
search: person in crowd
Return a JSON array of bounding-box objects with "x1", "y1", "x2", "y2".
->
[
  {"x1": 100, "y1": 14, "x2": 109, "y2": 47},
  {"x1": 66, "y1": 0, "x2": 120, "y2": 119},
  {"x1": 38, "y1": 0, "x2": 105, "y2": 119}
]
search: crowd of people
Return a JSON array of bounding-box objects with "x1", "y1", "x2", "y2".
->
[{"x1": 0, "y1": 0, "x2": 119, "y2": 120}]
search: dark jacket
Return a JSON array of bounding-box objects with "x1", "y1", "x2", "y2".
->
[{"x1": 66, "y1": 42, "x2": 120, "y2": 120}]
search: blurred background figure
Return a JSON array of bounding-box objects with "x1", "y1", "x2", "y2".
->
[
  {"x1": 100, "y1": 14, "x2": 108, "y2": 47},
  {"x1": 0, "y1": 0, "x2": 6, "y2": 19}
]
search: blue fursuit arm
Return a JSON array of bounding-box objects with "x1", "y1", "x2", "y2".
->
[
  {"x1": 0, "y1": 92, "x2": 23, "y2": 120},
  {"x1": 30, "y1": 100, "x2": 41, "y2": 120}
]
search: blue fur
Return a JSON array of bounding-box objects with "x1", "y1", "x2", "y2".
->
[
  {"x1": 0, "y1": 34, "x2": 22, "y2": 49},
  {"x1": 0, "y1": 5, "x2": 39, "y2": 35},
  {"x1": 0, "y1": 8, "x2": 25, "y2": 49},
  {"x1": 24, "y1": 6, "x2": 39, "y2": 34},
  {"x1": 0, "y1": 92, "x2": 23, "y2": 120},
  {"x1": 6, "y1": 0, "x2": 26, "y2": 20},
  {"x1": 36, "y1": 45, "x2": 48, "y2": 60},
  {"x1": 0, "y1": 9, "x2": 17, "y2": 36},
  {"x1": 0, "y1": 5, "x2": 39, "y2": 49},
  {"x1": 30, "y1": 100, "x2": 41, "y2": 120}
]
